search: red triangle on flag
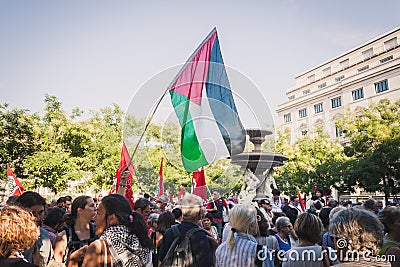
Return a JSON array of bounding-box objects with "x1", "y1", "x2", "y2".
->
[
  {"x1": 7, "y1": 165, "x2": 24, "y2": 196},
  {"x1": 177, "y1": 186, "x2": 185, "y2": 200}
]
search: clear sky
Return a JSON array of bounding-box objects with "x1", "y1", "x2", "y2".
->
[{"x1": 1, "y1": 0, "x2": 399, "y2": 129}]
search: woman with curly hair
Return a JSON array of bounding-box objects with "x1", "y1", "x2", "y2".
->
[
  {"x1": 0, "y1": 205, "x2": 40, "y2": 267},
  {"x1": 378, "y1": 206, "x2": 400, "y2": 267},
  {"x1": 79, "y1": 194, "x2": 152, "y2": 267},
  {"x1": 330, "y1": 207, "x2": 389, "y2": 266}
]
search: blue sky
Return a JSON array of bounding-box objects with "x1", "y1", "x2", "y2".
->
[{"x1": 1, "y1": 0, "x2": 399, "y2": 128}]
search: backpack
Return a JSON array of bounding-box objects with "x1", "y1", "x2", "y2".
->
[
  {"x1": 64, "y1": 222, "x2": 97, "y2": 266},
  {"x1": 161, "y1": 225, "x2": 202, "y2": 267}
]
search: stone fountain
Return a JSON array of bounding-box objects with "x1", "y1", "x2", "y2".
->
[{"x1": 231, "y1": 129, "x2": 287, "y2": 204}]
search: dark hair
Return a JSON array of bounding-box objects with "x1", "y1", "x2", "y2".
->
[
  {"x1": 315, "y1": 188, "x2": 323, "y2": 194},
  {"x1": 283, "y1": 205, "x2": 298, "y2": 225},
  {"x1": 64, "y1": 196, "x2": 73, "y2": 201},
  {"x1": 258, "y1": 199, "x2": 270, "y2": 205},
  {"x1": 272, "y1": 212, "x2": 286, "y2": 225},
  {"x1": 16, "y1": 191, "x2": 46, "y2": 208},
  {"x1": 133, "y1": 198, "x2": 151, "y2": 211},
  {"x1": 290, "y1": 195, "x2": 298, "y2": 202},
  {"x1": 172, "y1": 208, "x2": 182, "y2": 220},
  {"x1": 44, "y1": 208, "x2": 66, "y2": 228},
  {"x1": 64, "y1": 196, "x2": 91, "y2": 226},
  {"x1": 318, "y1": 207, "x2": 331, "y2": 228},
  {"x1": 57, "y1": 197, "x2": 66, "y2": 204},
  {"x1": 363, "y1": 199, "x2": 376, "y2": 210},
  {"x1": 271, "y1": 189, "x2": 280, "y2": 196},
  {"x1": 156, "y1": 211, "x2": 175, "y2": 234},
  {"x1": 102, "y1": 194, "x2": 151, "y2": 248},
  {"x1": 204, "y1": 212, "x2": 214, "y2": 222},
  {"x1": 314, "y1": 200, "x2": 322, "y2": 210},
  {"x1": 328, "y1": 200, "x2": 338, "y2": 208},
  {"x1": 143, "y1": 193, "x2": 150, "y2": 199}
]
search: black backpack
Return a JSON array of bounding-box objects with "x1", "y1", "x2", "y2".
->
[{"x1": 161, "y1": 225, "x2": 202, "y2": 267}]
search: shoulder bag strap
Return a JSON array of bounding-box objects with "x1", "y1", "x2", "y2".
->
[{"x1": 101, "y1": 239, "x2": 111, "y2": 267}]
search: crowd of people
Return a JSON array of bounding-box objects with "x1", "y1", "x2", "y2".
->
[{"x1": 0, "y1": 181, "x2": 399, "y2": 267}]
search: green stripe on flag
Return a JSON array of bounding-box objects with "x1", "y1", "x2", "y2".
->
[{"x1": 169, "y1": 90, "x2": 208, "y2": 172}]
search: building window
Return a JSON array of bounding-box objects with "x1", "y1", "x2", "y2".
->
[
  {"x1": 303, "y1": 89, "x2": 310, "y2": 95},
  {"x1": 299, "y1": 108, "x2": 307, "y2": 118},
  {"x1": 340, "y1": 59, "x2": 349, "y2": 70},
  {"x1": 323, "y1": 67, "x2": 331, "y2": 77},
  {"x1": 375, "y1": 80, "x2": 389, "y2": 93},
  {"x1": 352, "y1": 88, "x2": 364, "y2": 101},
  {"x1": 284, "y1": 113, "x2": 291, "y2": 122},
  {"x1": 288, "y1": 95, "x2": 295, "y2": 100},
  {"x1": 335, "y1": 127, "x2": 344, "y2": 137},
  {"x1": 380, "y1": 55, "x2": 393, "y2": 64},
  {"x1": 331, "y1": 97, "x2": 342, "y2": 108},
  {"x1": 358, "y1": 65, "x2": 369, "y2": 72},
  {"x1": 318, "y1": 82, "x2": 327, "y2": 89},
  {"x1": 307, "y1": 74, "x2": 315, "y2": 84},
  {"x1": 335, "y1": 75, "x2": 345, "y2": 82},
  {"x1": 314, "y1": 103, "x2": 323, "y2": 114},
  {"x1": 362, "y1": 48, "x2": 374, "y2": 60},
  {"x1": 384, "y1": 37, "x2": 398, "y2": 51}
]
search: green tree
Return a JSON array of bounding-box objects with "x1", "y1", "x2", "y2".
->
[
  {"x1": 0, "y1": 104, "x2": 39, "y2": 177},
  {"x1": 274, "y1": 129, "x2": 348, "y2": 196},
  {"x1": 335, "y1": 99, "x2": 400, "y2": 202}
]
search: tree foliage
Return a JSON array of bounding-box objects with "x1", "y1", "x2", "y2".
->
[{"x1": 335, "y1": 99, "x2": 400, "y2": 200}]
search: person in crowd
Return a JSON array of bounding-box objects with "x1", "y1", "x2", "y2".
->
[
  {"x1": 270, "y1": 188, "x2": 284, "y2": 213},
  {"x1": 330, "y1": 207, "x2": 390, "y2": 266},
  {"x1": 54, "y1": 196, "x2": 96, "y2": 267},
  {"x1": 258, "y1": 199, "x2": 274, "y2": 228},
  {"x1": 314, "y1": 188, "x2": 325, "y2": 206},
  {"x1": 151, "y1": 211, "x2": 175, "y2": 267},
  {"x1": 79, "y1": 194, "x2": 152, "y2": 267},
  {"x1": 147, "y1": 213, "x2": 159, "y2": 236},
  {"x1": 363, "y1": 199, "x2": 379, "y2": 214},
  {"x1": 318, "y1": 207, "x2": 331, "y2": 237},
  {"x1": 134, "y1": 198, "x2": 152, "y2": 218},
  {"x1": 267, "y1": 212, "x2": 286, "y2": 236},
  {"x1": 16, "y1": 191, "x2": 54, "y2": 267},
  {"x1": 283, "y1": 212, "x2": 338, "y2": 267},
  {"x1": 376, "y1": 200, "x2": 384, "y2": 213},
  {"x1": 6, "y1": 195, "x2": 19, "y2": 206},
  {"x1": 216, "y1": 203, "x2": 274, "y2": 267},
  {"x1": 155, "y1": 195, "x2": 169, "y2": 213},
  {"x1": 288, "y1": 195, "x2": 303, "y2": 215},
  {"x1": 43, "y1": 207, "x2": 66, "y2": 248},
  {"x1": 274, "y1": 216, "x2": 293, "y2": 253},
  {"x1": 64, "y1": 196, "x2": 73, "y2": 213},
  {"x1": 172, "y1": 207, "x2": 183, "y2": 224},
  {"x1": 0, "y1": 205, "x2": 40, "y2": 267},
  {"x1": 206, "y1": 191, "x2": 229, "y2": 237},
  {"x1": 202, "y1": 212, "x2": 219, "y2": 242},
  {"x1": 57, "y1": 197, "x2": 66, "y2": 210},
  {"x1": 322, "y1": 206, "x2": 346, "y2": 250},
  {"x1": 327, "y1": 200, "x2": 339, "y2": 209},
  {"x1": 378, "y1": 206, "x2": 400, "y2": 267},
  {"x1": 158, "y1": 193, "x2": 213, "y2": 267}
]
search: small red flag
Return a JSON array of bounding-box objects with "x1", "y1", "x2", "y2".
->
[
  {"x1": 177, "y1": 186, "x2": 185, "y2": 200},
  {"x1": 112, "y1": 142, "x2": 134, "y2": 208},
  {"x1": 298, "y1": 191, "x2": 305, "y2": 212},
  {"x1": 7, "y1": 165, "x2": 24, "y2": 196},
  {"x1": 192, "y1": 167, "x2": 207, "y2": 201},
  {"x1": 157, "y1": 158, "x2": 164, "y2": 198}
]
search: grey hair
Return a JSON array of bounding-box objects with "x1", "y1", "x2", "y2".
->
[
  {"x1": 329, "y1": 206, "x2": 346, "y2": 221},
  {"x1": 276, "y1": 216, "x2": 290, "y2": 231},
  {"x1": 226, "y1": 204, "x2": 257, "y2": 249}
]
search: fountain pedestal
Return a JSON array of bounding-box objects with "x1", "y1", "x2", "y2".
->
[{"x1": 231, "y1": 129, "x2": 287, "y2": 204}]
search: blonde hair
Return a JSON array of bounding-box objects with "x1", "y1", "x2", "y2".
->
[
  {"x1": 227, "y1": 204, "x2": 257, "y2": 249},
  {"x1": 180, "y1": 194, "x2": 204, "y2": 222},
  {"x1": 0, "y1": 205, "x2": 39, "y2": 258},
  {"x1": 329, "y1": 207, "x2": 383, "y2": 255}
]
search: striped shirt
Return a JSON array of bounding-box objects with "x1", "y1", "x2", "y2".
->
[{"x1": 216, "y1": 233, "x2": 274, "y2": 267}]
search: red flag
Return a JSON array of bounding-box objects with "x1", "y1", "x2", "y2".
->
[
  {"x1": 7, "y1": 165, "x2": 24, "y2": 196},
  {"x1": 157, "y1": 158, "x2": 164, "y2": 198},
  {"x1": 192, "y1": 167, "x2": 207, "y2": 201},
  {"x1": 177, "y1": 186, "x2": 185, "y2": 200},
  {"x1": 112, "y1": 142, "x2": 134, "y2": 208},
  {"x1": 298, "y1": 191, "x2": 305, "y2": 212}
]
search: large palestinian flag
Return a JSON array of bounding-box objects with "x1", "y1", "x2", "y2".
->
[{"x1": 169, "y1": 28, "x2": 246, "y2": 172}]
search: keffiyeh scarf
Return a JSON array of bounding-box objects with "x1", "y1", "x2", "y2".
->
[{"x1": 100, "y1": 225, "x2": 150, "y2": 267}]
